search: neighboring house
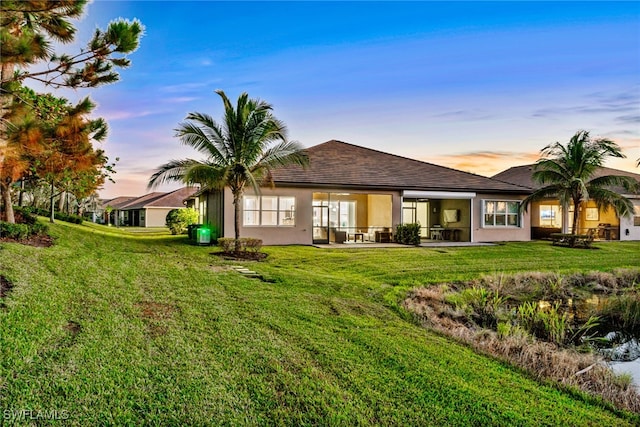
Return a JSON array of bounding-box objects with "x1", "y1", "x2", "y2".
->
[
  {"x1": 186, "y1": 140, "x2": 532, "y2": 245},
  {"x1": 493, "y1": 165, "x2": 640, "y2": 241},
  {"x1": 104, "y1": 187, "x2": 198, "y2": 227},
  {"x1": 102, "y1": 196, "x2": 135, "y2": 225}
]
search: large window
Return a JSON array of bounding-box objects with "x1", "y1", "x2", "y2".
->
[
  {"x1": 243, "y1": 196, "x2": 296, "y2": 226},
  {"x1": 634, "y1": 206, "x2": 640, "y2": 227},
  {"x1": 483, "y1": 200, "x2": 521, "y2": 227},
  {"x1": 539, "y1": 204, "x2": 561, "y2": 227},
  {"x1": 330, "y1": 200, "x2": 356, "y2": 229}
]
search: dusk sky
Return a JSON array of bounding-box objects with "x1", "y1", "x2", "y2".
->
[{"x1": 48, "y1": 1, "x2": 640, "y2": 199}]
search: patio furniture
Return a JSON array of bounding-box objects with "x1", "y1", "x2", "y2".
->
[
  {"x1": 430, "y1": 226, "x2": 444, "y2": 240},
  {"x1": 349, "y1": 232, "x2": 364, "y2": 242},
  {"x1": 597, "y1": 223, "x2": 617, "y2": 240},
  {"x1": 375, "y1": 230, "x2": 392, "y2": 243},
  {"x1": 331, "y1": 229, "x2": 347, "y2": 243},
  {"x1": 550, "y1": 232, "x2": 594, "y2": 248}
]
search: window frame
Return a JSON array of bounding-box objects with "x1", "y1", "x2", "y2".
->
[
  {"x1": 482, "y1": 200, "x2": 522, "y2": 228},
  {"x1": 243, "y1": 195, "x2": 297, "y2": 227}
]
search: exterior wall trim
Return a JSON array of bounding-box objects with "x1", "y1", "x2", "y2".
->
[{"x1": 403, "y1": 190, "x2": 477, "y2": 199}]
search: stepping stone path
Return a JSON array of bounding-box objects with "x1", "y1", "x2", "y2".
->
[{"x1": 231, "y1": 265, "x2": 262, "y2": 278}]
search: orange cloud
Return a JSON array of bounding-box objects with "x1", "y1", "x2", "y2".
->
[{"x1": 422, "y1": 151, "x2": 541, "y2": 177}]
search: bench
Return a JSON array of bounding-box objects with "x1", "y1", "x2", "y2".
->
[{"x1": 550, "y1": 232, "x2": 594, "y2": 248}]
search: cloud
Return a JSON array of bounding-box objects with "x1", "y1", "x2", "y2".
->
[
  {"x1": 531, "y1": 88, "x2": 640, "y2": 119},
  {"x1": 423, "y1": 150, "x2": 541, "y2": 177},
  {"x1": 99, "y1": 110, "x2": 155, "y2": 121},
  {"x1": 431, "y1": 110, "x2": 494, "y2": 121},
  {"x1": 164, "y1": 96, "x2": 199, "y2": 104},
  {"x1": 616, "y1": 114, "x2": 640, "y2": 124},
  {"x1": 160, "y1": 80, "x2": 221, "y2": 94}
]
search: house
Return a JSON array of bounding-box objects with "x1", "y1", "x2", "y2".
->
[
  {"x1": 186, "y1": 140, "x2": 533, "y2": 245},
  {"x1": 104, "y1": 187, "x2": 198, "y2": 227},
  {"x1": 101, "y1": 196, "x2": 135, "y2": 225},
  {"x1": 493, "y1": 165, "x2": 640, "y2": 241}
]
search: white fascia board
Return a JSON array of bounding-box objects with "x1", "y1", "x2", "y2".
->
[{"x1": 402, "y1": 190, "x2": 477, "y2": 199}]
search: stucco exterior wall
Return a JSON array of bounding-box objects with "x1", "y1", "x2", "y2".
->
[
  {"x1": 620, "y1": 198, "x2": 640, "y2": 241},
  {"x1": 145, "y1": 208, "x2": 172, "y2": 228},
  {"x1": 223, "y1": 187, "x2": 401, "y2": 245},
  {"x1": 367, "y1": 194, "x2": 393, "y2": 227},
  {"x1": 472, "y1": 194, "x2": 531, "y2": 242},
  {"x1": 223, "y1": 187, "x2": 314, "y2": 245},
  {"x1": 215, "y1": 187, "x2": 533, "y2": 245}
]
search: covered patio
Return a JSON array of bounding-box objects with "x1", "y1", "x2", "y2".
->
[
  {"x1": 402, "y1": 191, "x2": 473, "y2": 243},
  {"x1": 312, "y1": 191, "x2": 393, "y2": 244}
]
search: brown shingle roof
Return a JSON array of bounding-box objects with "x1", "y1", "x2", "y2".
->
[
  {"x1": 493, "y1": 164, "x2": 640, "y2": 194},
  {"x1": 103, "y1": 196, "x2": 136, "y2": 209},
  {"x1": 115, "y1": 187, "x2": 199, "y2": 210},
  {"x1": 271, "y1": 140, "x2": 530, "y2": 194}
]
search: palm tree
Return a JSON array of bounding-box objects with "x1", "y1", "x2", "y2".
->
[
  {"x1": 522, "y1": 130, "x2": 638, "y2": 235},
  {"x1": 148, "y1": 90, "x2": 309, "y2": 250}
]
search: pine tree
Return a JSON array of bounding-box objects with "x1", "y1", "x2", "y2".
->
[{"x1": 0, "y1": 0, "x2": 143, "y2": 222}]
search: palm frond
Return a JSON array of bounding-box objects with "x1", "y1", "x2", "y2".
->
[
  {"x1": 147, "y1": 158, "x2": 200, "y2": 189},
  {"x1": 520, "y1": 185, "x2": 566, "y2": 212},
  {"x1": 588, "y1": 174, "x2": 640, "y2": 194},
  {"x1": 174, "y1": 120, "x2": 227, "y2": 165},
  {"x1": 588, "y1": 187, "x2": 635, "y2": 218},
  {"x1": 184, "y1": 164, "x2": 229, "y2": 190},
  {"x1": 256, "y1": 140, "x2": 309, "y2": 171}
]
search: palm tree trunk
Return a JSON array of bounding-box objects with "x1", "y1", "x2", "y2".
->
[
  {"x1": 233, "y1": 192, "x2": 241, "y2": 252},
  {"x1": 561, "y1": 201, "x2": 570, "y2": 234},
  {"x1": 571, "y1": 201, "x2": 581, "y2": 235}
]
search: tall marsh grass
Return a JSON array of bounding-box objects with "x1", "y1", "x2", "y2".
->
[
  {"x1": 516, "y1": 301, "x2": 600, "y2": 346},
  {"x1": 404, "y1": 270, "x2": 640, "y2": 415},
  {"x1": 600, "y1": 294, "x2": 640, "y2": 333}
]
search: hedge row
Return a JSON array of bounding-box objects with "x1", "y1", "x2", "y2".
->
[
  {"x1": 19, "y1": 207, "x2": 83, "y2": 224},
  {"x1": 1, "y1": 207, "x2": 49, "y2": 239}
]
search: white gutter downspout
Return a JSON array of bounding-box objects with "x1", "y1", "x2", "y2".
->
[
  {"x1": 470, "y1": 197, "x2": 474, "y2": 243},
  {"x1": 561, "y1": 201, "x2": 570, "y2": 234}
]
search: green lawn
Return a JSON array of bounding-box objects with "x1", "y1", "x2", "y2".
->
[{"x1": 1, "y1": 221, "x2": 639, "y2": 425}]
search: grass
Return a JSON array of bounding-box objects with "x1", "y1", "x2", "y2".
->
[{"x1": 1, "y1": 221, "x2": 639, "y2": 425}]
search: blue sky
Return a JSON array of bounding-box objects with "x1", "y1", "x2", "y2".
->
[{"x1": 50, "y1": 1, "x2": 640, "y2": 198}]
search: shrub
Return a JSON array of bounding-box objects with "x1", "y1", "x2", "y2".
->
[
  {"x1": 166, "y1": 208, "x2": 198, "y2": 235},
  {"x1": 1, "y1": 208, "x2": 49, "y2": 239},
  {"x1": 30, "y1": 222, "x2": 49, "y2": 236},
  {"x1": 217, "y1": 237, "x2": 235, "y2": 253},
  {"x1": 30, "y1": 208, "x2": 83, "y2": 224},
  {"x1": 240, "y1": 238, "x2": 262, "y2": 253},
  {"x1": 395, "y1": 223, "x2": 421, "y2": 245},
  {"x1": 217, "y1": 237, "x2": 263, "y2": 254},
  {"x1": 13, "y1": 206, "x2": 37, "y2": 225},
  {"x1": 0, "y1": 222, "x2": 30, "y2": 239}
]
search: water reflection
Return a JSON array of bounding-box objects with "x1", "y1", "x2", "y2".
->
[
  {"x1": 533, "y1": 293, "x2": 639, "y2": 388},
  {"x1": 611, "y1": 359, "x2": 640, "y2": 388}
]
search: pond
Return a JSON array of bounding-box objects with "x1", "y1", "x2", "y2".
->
[
  {"x1": 539, "y1": 294, "x2": 640, "y2": 388},
  {"x1": 611, "y1": 356, "x2": 640, "y2": 388},
  {"x1": 599, "y1": 335, "x2": 640, "y2": 388}
]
